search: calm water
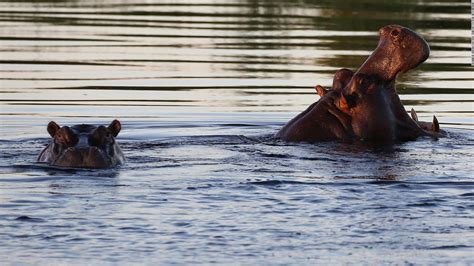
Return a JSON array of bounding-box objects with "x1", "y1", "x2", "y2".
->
[{"x1": 0, "y1": 0, "x2": 473, "y2": 264}]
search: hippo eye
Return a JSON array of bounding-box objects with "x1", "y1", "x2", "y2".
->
[
  {"x1": 361, "y1": 78, "x2": 369, "y2": 88},
  {"x1": 344, "y1": 93, "x2": 358, "y2": 108}
]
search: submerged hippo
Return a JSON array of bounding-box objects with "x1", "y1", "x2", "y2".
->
[
  {"x1": 277, "y1": 25, "x2": 442, "y2": 143},
  {"x1": 38, "y1": 120, "x2": 125, "y2": 168}
]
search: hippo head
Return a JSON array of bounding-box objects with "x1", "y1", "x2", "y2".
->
[
  {"x1": 340, "y1": 73, "x2": 395, "y2": 142},
  {"x1": 38, "y1": 120, "x2": 125, "y2": 168},
  {"x1": 358, "y1": 25, "x2": 430, "y2": 82},
  {"x1": 276, "y1": 25, "x2": 438, "y2": 143}
]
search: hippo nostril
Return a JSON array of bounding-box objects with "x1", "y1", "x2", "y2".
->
[{"x1": 390, "y1": 29, "x2": 400, "y2": 37}]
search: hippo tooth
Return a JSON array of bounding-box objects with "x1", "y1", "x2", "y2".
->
[
  {"x1": 432, "y1": 115, "x2": 439, "y2": 132},
  {"x1": 410, "y1": 108, "x2": 419, "y2": 121}
]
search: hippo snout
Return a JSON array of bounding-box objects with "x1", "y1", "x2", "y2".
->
[
  {"x1": 357, "y1": 25, "x2": 431, "y2": 81},
  {"x1": 54, "y1": 147, "x2": 111, "y2": 169},
  {"x1": 379, "y1": 24, "x2": 430, "y2": 72}
]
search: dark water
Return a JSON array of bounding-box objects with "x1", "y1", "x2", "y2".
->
[{"x1": 0, "y1": 0, "x2": 473, "y2": 264}]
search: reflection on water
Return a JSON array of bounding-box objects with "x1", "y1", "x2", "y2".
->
[
  {"x1": 0, "y1": 0, "x2": 472, "y2": 137},
  {"x1": 0, "y1": 0, "x2": 473, "y2": 264}
]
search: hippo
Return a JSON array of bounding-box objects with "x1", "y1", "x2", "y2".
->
[
  {"x1": 277, "y1": 25, "x2": 442, "y2": 143},
  {"x1": 37, "y1": 120, "x2": 125, "y2": 168}
]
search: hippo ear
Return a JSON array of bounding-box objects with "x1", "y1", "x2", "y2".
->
[
  {"x1": 108, "y1": 120, "x2": 121, "y2": 137},
  {"x1": 47, "y1": 121, "x2": 60, "y2": 137},
  {"x1": 315, "y1": 85, "x2": 327, "y2": 97},
  {"x1": 58, "y1": 126, "x2": 78, "y2": 147},
  {"x1": 338, "y1": 93, "x2": 349, "y2": 110}
]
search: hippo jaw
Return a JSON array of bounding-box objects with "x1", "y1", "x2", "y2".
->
[{"x1": 38, "y1": 120, "x2": 125, "y2": 169}]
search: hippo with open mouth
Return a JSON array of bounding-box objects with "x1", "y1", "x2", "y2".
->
[
  {"x1": 38, "y1": 120, "x2": 125, "y2": 168},
  {"x1": 277, "y1": 25, "x2": 443, "y2": 143}
]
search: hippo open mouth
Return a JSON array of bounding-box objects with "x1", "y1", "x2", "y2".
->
[
  {"x1": 276, "y1": 25, "x2": 443, "y2": 143},
  {"x1": 38, "y1": 120, "x2": 125, "y2": 169}
]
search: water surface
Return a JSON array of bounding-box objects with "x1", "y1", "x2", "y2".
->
[{"x1": 0, "y1": 0, "x2": 473, "y2": 264}]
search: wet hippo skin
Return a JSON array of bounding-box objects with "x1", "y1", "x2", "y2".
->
[
  {"x1": 276, "y1": 25, "x2": 442, "y2": 143},
  {"x1": 38, "y1": 120, "x2": 125, "y2": 168}
]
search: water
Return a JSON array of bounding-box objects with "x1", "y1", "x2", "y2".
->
[{"x1": 0, "y1": 0, "x2": 473, "y2": 264}]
